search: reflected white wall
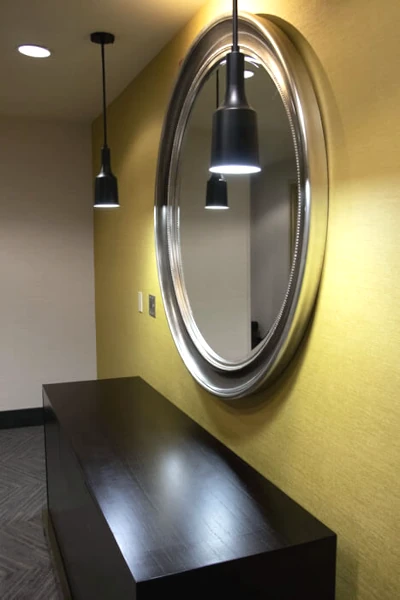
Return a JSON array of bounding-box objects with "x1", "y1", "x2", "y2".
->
[
  {"x1": 250, "y1": 158, "x2": 296, "y2": 337},
  {"x1": 179, "y1": 128, "x2": 251, "y2": 361}
]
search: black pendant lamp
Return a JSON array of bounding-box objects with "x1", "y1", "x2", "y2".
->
[
  {"x1": 209, "y1": 0, "x2": 261, "y2": 175},
  {"x1": 206, "y1": 70, "x2": 229, "y2": 209},
  {"x1": 205, "y1": 173, "x2": 228, "y2": 209},
  {"x1": 91, "y1": 32, "x2": 119, "y2": 208}
]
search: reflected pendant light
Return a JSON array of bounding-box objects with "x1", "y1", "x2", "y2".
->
[
  {"x1": 205, "y1": 173, "x2": 228, "y2": 209},
  {"x1": 206, "y1": 70, "x2": 228, "y2": 209},
  {"x1": 209, "y1": 0, "x2": 261, "y2": 175},
  {"x1": 91, "y1": 32, "x2": 119, "y2": 208}
]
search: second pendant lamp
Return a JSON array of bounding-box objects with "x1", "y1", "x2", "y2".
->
[
  {"x1": 206, "y1": 69, "x2": 228, "y2": 209},
  {"x1": 91, "y1": 31, "x2": 119, "y2": 208},
  {"x1": 209, "y1": 0, "x2": 261, "y2": 175}
]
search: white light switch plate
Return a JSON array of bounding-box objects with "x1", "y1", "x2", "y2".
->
[{"x1": 138, "y1": 291, "x2": 143, "y2": 313}]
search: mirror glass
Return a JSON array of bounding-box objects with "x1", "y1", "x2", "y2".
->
[{"x1": 178, "y1": 55, "x2": 297, "y2": 362}]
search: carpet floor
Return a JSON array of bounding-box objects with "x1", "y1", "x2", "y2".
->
[{"x1": 0, "y1": 426, "x2": 62, "y2": 599}]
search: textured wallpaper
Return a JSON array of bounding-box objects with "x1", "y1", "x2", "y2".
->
[{"x1": 92, "y1": 1, "x2": 400, "y2": 598}]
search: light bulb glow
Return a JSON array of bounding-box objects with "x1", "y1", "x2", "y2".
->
[
  {"x1": 18, "y1": 45, "x2": 51, "y2": 58},
  {"x1": 94, "y1": 203, "x2": 119, "y2": 208},
  {"x1": 209, "y1": 165, "x2": 261, "y2": 175},
  {"x1": 205, "y1": 205, "x2": 229, "y2": 210}
]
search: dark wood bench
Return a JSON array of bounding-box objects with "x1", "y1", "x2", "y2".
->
[{"x1": 43, "y1": 376, "x2": 336, "y2": 599}]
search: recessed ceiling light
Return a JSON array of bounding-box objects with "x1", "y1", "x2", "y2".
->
[
  {"x1": 221, "y1": 56, "x2": 257, "y2": 79},
  {"x1": 245, "y1": 57, "x2": 260, "y2": 67},
  {"x1": 221, "y1": 56, "x2": 260, "y2": 67},
  {"x1": 18, "y1": 45, "x2": 51, "y2": 58}
]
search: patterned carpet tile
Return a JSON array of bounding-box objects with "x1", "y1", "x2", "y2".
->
[
  {"x1": 0, "y1": 519, "x2": 50, "y2": 566},
  {"x1": 0, "y1": 486, "x2": 45, "y2": 524},
  {"x1": 0, "y1": 428, "x2": 46, "y2": 480},
  {"x1": 0, "y1": 426, "x2": 62, "y2": 599},
  {"x1": 0, "y1": 564, "x2": 60, "y2": 600}
]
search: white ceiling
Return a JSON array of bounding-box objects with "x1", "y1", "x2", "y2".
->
[{"x1": 0, "y1": 0, "x2": 206, "y2": 122}]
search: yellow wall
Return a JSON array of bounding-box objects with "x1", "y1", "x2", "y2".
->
[{"x1": 93, "y1": 1, "x2": 400, "y2": 598}]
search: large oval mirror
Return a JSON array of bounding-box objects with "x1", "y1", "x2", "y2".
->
[
  {"x1": 179, "y1": 58, "x2": 297, "y2": 362},
  {"x1": 155, "y1": 14, "x2": 328, "y2": 399}
]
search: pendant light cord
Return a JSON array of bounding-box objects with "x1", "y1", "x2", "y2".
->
[
  {"x1": 101, "y1": 42, "x2": 108, "y2": 148},
  {"x1": 232, "y1": 0, "x2": 238, "y2": 51}
]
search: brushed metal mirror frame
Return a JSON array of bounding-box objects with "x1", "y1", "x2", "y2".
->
[{"x1": 155, "y1": 13, "x2": 328, "y2": 399}]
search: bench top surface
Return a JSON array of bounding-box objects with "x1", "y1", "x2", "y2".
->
[{"x1": 44, "y1": 376, "x2": 334, "y2": 582}]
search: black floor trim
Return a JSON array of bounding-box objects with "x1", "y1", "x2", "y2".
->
[{"x1": 0, "y1": 407, "x2": 44, "y2": 429}]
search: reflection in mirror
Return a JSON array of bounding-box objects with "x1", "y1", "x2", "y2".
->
[{"x1": 178, "y1": 56, "x2": 297, "y2": 362}]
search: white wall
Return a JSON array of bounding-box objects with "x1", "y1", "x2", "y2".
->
[
  {"x1": 179, "y1": 128, "x2": 251, "y2": 361},
  {"x1": 0, "y1": 117, "x2": 97, "y2": 410},
  {"x1": 251, "y1": 158, "x2": 296, "y2": 337}
]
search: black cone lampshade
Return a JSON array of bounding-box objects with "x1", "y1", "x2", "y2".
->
[
  {"x1": 210, "y1": 52, "x2": 260, "y2": 174},
  {"x1": 209, "y1": 0, "x2": 260, "y2": 175},
  {"x1": 95, "y1": 147, "x2": 118, "y2": 208},
  {"x1": 205, "y1": 173, "x2": 228, "y2": 209},
  {"x1": 91, "y1": 31, "x2": 119, "y2": 208}
]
